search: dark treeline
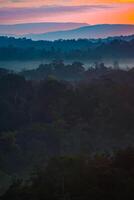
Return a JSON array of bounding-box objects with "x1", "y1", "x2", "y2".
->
[
  {"x1": 21, "y1": 60, "x2": 86, "y2": 81},
  {"x1": 20, "y1": 60, "x2": 134, "y2": 83},
  {"x1": 2, "y1": 148, "x2": 134, "y2": 200},
  {"x1": 0, "y1": 36, "x2": 134, "y2": 60},
  {"x1": 1, "y1": 63, "x2": 134, "y2": 198}
]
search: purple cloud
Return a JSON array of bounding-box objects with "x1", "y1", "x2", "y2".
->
[{"x1": 0, "y1": 5, "x2": 114, "y2": 24}]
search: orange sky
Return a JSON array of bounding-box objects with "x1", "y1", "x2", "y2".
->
[{"x1": 0, "y1": 0, "x2": 133, "y2": 24}]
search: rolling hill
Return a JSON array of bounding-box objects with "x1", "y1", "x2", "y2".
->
[
  {"x1": 0, "y1": 22, "x2": 88, "y2": 35},
  {"x1": 24, "y1": 24, "x2": 134, "y2": 41}
]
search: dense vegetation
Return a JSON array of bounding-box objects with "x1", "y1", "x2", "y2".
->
[
  {"x1": 1, "y1": 62, "x2": 134, "y2": 198},
  {"x1": 2, "y1": 148, "x2": 134, "y2": 200},
  {"x1": 21, "y1": 61, "x2": 86, "y2": 80},
  {"x1": 0, "y1": 36, "x2": 134, "y2": 60},
  {"x1": 0, "y1": 61, "x2": 134, "y2": 196}
]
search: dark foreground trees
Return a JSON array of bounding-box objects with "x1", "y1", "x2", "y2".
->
[
  {"x1": 2, "y1": 148, "x2": 134, "y2": 200},
  {"x1": 1, "y1": 67, "x2": 134, "y2": 198}
]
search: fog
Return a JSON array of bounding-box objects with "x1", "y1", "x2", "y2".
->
[{"x1": 0, "y1": 59, "x2": 134, "y2": 72}]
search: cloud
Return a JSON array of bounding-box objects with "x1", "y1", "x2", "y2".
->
[
  {"x1": 0, "y1": 4, "x2": 114, "y2": 24},
  {"x1": 0, "y1": 2, "x2": 133, "y2": 24}
]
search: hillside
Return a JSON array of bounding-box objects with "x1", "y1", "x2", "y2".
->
[
  {"x1": 0, "y1": 22, "x2": 88, "y2": 35},
  {"x1": 24, "y1": 24, "x2": 134, "y2": 41}
]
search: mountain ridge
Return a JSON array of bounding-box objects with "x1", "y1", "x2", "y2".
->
[
  {"x1": 0, "y1": 22, "x2": 88, "y2": 35},
  {"x1": 23, "y1": 24, "x2": 134, "y2": 41}
]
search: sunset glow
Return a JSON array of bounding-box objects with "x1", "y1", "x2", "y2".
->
[{"x1": 0, "y1": 0, "x2": 133, "y2": 24}]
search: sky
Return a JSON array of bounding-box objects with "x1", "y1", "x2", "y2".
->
[{"x1": 0, "y1": 0, "x2": 134, "y2": 25}]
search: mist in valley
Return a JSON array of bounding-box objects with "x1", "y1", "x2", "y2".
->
[{"x1": 0, "y1": 59, "x2": 134, "y2": 72}]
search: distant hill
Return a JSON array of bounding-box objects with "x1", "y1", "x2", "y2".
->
[
  {"x1": 24, "y1": 24, "x2": 134, "y2": 41},
  {"x1": 0, "y1": 22, "x2": 88, "y2": 35}
]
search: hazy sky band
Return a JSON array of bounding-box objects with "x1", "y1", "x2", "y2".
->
[
  {"x1": 0, "y1": 0, "x2": 134, "y2": 8},
  {"x1": 0, "y1": 1, "x2": 134, "y2": 24}
]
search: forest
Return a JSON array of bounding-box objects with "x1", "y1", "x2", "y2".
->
[
  {"x1": 1, "y1": 62, "x2": 134, "y2": 199},
  {"x1": 0, "y1": 36, "x2": 134, "y2": 60}
]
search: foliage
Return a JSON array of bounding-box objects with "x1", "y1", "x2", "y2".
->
[
  {"x1": 0, "y1": 36, "x2": 134, "y2": 60},
  {"x1": 1, "y1": 65, "x2": 134, "y2": 197},
  {"x1": 2, "y1": 149, "x2": 134, "y2": 200}
]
